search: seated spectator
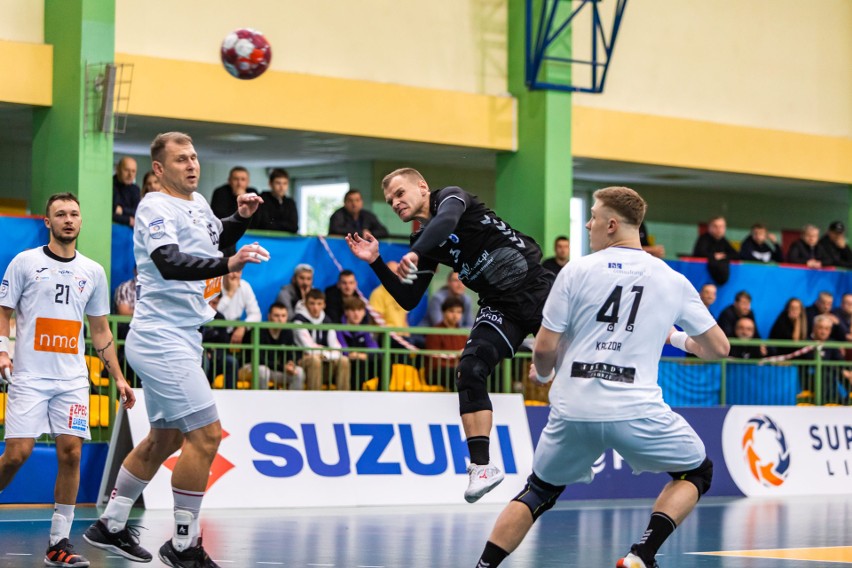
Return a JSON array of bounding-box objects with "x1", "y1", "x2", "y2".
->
[
  {"x1": 113, "y1": 156, "x2": 141, "y2": 226},
  {"x1": 769, "y1": 297, "x2": 808, "y2": 356},
  {"x1": 692, "y1": 216, "x2": 738, "y2": 285},
  {"x1": 805, "y1": 291, "x2": 842, "y2": 339},
  {"x1": 140, "y1": 171, "x2": 161, "y2": 198},
  {"x1": 217, "y1": 270, "x2": 262, "y2": 346},
  {"x1": 336, "y1": 296, "x2": 381, "y2": 390},
  {"x1": 328, "y1": 188, "x2": 389, "y2": 238},
  {"x1": 292, "y1": 289, "x2": 351, "y2": 390},
  {"x1": 246, "y1": 302, "x2": 304, "y2": 390},
  {"x1": 113, "y1": 270, "x2": 137, "y2": 381},
  {"x1": 832, "y1": 293, "x2": 852, "y2": 356},
  {"x1": 739, "y1": 223, "x2": 783, "y2": 263},
  {"x1": 786, "y1": 224, "x2": 827, "y2": 268},
  {"x1": 729, "y1": 317, "x2": 766, "y2": 359},
  {"x1": 639, "y1": 221, "x2": 665, "y2": 258},
  {"x1": 369, "y1": 261, "x2": 420, "y2": 349},
  {"x1": 541, "y1": 236, "x2": 570, "y2": 274},
  {"x1": 717, "y1": 290, "x2": 759, "y2": 338},
  {"x1": 210, "y1": 166, "x2": 258, "y2": 219},
  {"x1": 424, "y1": 297, "x2": 468, "y2": 386},
  {"x1": 324, "y1": 270, "x2": 360, "y2": 324},
  {"x1": 422, "y1": 271, "x2": 473, "y2": 328},
  {"x1": 817, "y1": 221, "x2": 852, "y2": 269},
  {"x1": 799, "y1": 314, "x2": 848, "y2": 404},
  {"x1": 202, "y1": 296, "x2": 238, "y2": 389},
  {"x1": 277, "y1": 263, "x2": 314, "y2": 314},
  {"x1": 257, "y1": 168, "x2": 298, "y2": 233},
  {"x1": 699, "y1": 283, "x2": 717, "y2": 310}
]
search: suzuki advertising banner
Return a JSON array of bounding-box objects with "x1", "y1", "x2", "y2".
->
[
  {"x1": 126, "y1": 390, "x2": 534, "y2": 509},
  {"x1": 722, "y1": 406, "x2": 852, "y2": 496}
]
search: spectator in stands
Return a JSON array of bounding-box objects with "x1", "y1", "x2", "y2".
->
[
  {"x1": 639, "y1": 221, "x2": 666, "y2": 258},
  {"x1": 217, "y1": 270, "x2": 261, "y2": 346},
  {"x1": 786, "y1": 224, "x2": 827, "y2": 268},
  {"x1": 739, "y1": 223, "x2": 783, "y2": 263},
  {"x1": 210, "y1": 166, "x2": 258, "y2": 219},
  {"x1": 692, "y1": 216, "x2": 738, "y2": 285},
  {"x1": 369, "y1": 261, "x2": 417, "y2": 349},
  {"x1": 113, "y1": 270, "x2": 137, "y2": 381},
  {"x1": 801, "y1": 314, "x2": 847, "y2": 404},
  {"x1": 202, "y1": 296, "x2": 238, "y2": 389},
  {"x1": 817, "y1": 221, "x2": 852, "y2": 269},
  {"x1": 699, "y1": 283, "x2": 717, "y2": 310},
  {"x1": 257, "y1": 168, "x2": 298, "y2": 233},
  {"x1": 769, "y1": 297, "x2": 808, "y2": 356},
  {"x1": 140, "y1": 171, "x2": 161, "y2": 198},
  {"x1": 292, "y1": 289, "x2": 351, "y2": 390},
  {"x1": 336, "y1": 296, "x2": 381, "y2": 390},
  {"x1": 277, "y1": 263, "x2": 314, "y2": 314},
  {"x1": 833, "y1": 293, "x2": 852, "y2": 347},
  {"x1": 328, "y1": 188, "x2": 389, "y2": 238},
  {"x1": 805, "y1": 291, "x2": 842, "y2": 339},
  {"x1": 113, "y1": 156, "x2": 141, "y2": 226},
  {"x1": 246, "y1": 302, "x2": 304, "y2": 390},
  {"x1": 422, "y1": 271, "x2": 473, "y2": 328},
  {"x1": 324, "y1": 270, "x2": 360, "y2": 323},
  {"x1": 541, "y1": 236, "x2": 570, "y2": 274},
  {"x1": 424, "y1": 296, "x2": 468, "y2": 386},
  {"x1": 728, "y1": 317, "x2": 766, "y2": 359},
  {"x1": 717, "y1": 290, "x2": 759, "y2": 338}
]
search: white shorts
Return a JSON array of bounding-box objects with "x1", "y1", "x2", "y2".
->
[
  {"x1": 4, "y1": 376, "x2": 91, "y2": 440},
  {"x1": 533, "y1": 410, "x2": 706, "y2": 486},
  {"x1": 126, "y1": 326, "x2": 217, "y2": 425}
]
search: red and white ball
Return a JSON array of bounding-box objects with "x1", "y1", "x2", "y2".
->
[{"x1": 220, "y1": 28, "x2": 272, "y2": 80}]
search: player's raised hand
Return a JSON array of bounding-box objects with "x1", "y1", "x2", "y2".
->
[
  {"x1": 0, "y1": 352, "x2": 13, "y2": 386},
  {"x1": 345, "y1": 232, "x2": 380, "y2": 263},
  {"x1": 236, "y1": 193, "x2": 264, "y2": 218},
  {"x1": 116, "y1": 378, "x2": 136, "y2": 409},
  {"x1": 228, "y1": 242, "x2": 270, "y2": 272}
]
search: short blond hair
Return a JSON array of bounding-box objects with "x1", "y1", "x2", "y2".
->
[
  {"x1": 593, "y1": 186, "x2": 646, "y2": 227},
  {"x1": 150, "y1": 132, "x2": 193, "y2": 163},
  {"x1": 381, "y1": 167, "x2": 425, "y2": 191}
]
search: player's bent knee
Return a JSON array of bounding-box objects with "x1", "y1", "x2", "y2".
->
[
  {"x1": 456, "y1": 339, "x2": 501, "y2": 414},
  {"x1": 512, "y1": 472, "x2": 565, "y2": 521},
  {"x1": 670, "y1": 457, "x2": 713, "y2": 498}
]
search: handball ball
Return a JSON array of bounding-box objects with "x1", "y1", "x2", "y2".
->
[{"x1": 220, "y1": 28, "x2": 272, "y2": 80}]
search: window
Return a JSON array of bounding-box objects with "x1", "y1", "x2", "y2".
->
[
  {"x1": 570, "y1": 196, "x2": 587, "y2": 257},
  {"x1": 296, "y1": 181, "x2": 349, "y2": 236}
]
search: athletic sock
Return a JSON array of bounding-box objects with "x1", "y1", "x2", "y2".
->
[
  {"x1": 50, "y1": 503, "x2": 75, "y2": 546},
  {"x1": 632, "y1": 511, "x2": 677, "y2": 565},
  {"x1": 476, "y1": 541, "x2": 509, "y2": 567},
  {"x1": 172, "y1": 488, "x2": 204, "y2": 551},
  {"x1": 101, "y1": 465, "x2": 149, "y2": 532},
  {"x1": 467, "y1": 436, "x2": 490, "y2": 465}
]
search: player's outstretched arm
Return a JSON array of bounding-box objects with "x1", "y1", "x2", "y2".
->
[
  {"x1": 669, "y1": 325, "x2": 729, "y2": 360},
  {"x1": 87, "y1": 314, "x2": 135, "y2": 409},
  {"x1": 0, "y1": 306, "x2": 14, "y2": 384}
]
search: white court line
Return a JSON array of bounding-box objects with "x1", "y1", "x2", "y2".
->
[
  {"x1": 257, "y1": 563, "x2": 285, "y2": 565},
  {"x1": 6, "y1": 553, "x2": 33, "y2": 556}
]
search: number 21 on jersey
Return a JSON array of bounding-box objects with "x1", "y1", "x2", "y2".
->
[
  {"x1": 204, "y1": 276, "x2": 223, "y2": 300},
  {"x1": 596, "y1": 285, "x2": 644, "y2": 332}
]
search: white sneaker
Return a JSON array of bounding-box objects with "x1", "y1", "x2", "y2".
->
[
  {"x1": 616, "y1": 552, "x2": 654, "y2": 568},
  {"x1": 464, "y1": 462, "x2": 504, "y2": 503}
]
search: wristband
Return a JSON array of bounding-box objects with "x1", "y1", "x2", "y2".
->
[
  {"x1": 0, "y1": 336, "x2": 9, "y2": 354},
  {"x1": 534, "y1": 368, "x2": 555, "y2": 384},
  {"x1": 670, "y1": 331, "x2": 689, "y2": 352}
]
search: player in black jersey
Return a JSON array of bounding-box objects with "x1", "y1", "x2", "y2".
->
[{"x1": 346, "y1": 167, "x2": 554, "y2": 502}]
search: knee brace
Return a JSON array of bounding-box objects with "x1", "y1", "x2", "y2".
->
[
  {"x1": 456, "y1": 339, "x2": 501, "y2": 414},
  {"x1": 670, "y1": 457, "x2": 713, "y2": 498},
  {"x1": 512, "y1": 472, "x2": 565, "y2": 521}
]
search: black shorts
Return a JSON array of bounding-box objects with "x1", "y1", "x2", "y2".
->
[{"x1": 471, "y1": 270, "x2": 554, "y2": 357}]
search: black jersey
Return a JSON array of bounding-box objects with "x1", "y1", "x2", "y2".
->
[{"x1": 410, "y1": 186, "x2": 545, "y2": 297}]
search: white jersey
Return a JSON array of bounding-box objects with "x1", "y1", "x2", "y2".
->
[
  {"x1": 543, "y1": 247, "x2": 716, "y2": 421},
  {"x1": 0, "y1": 246, "x2": 109, "y2": 381},
  {"x1": 132, "y1": 191, "x2": 224, "y2": 329}
]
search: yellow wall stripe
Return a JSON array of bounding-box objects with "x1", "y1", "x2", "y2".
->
[
  {"x1": 573, "y1": 106, "x2": 852, "y2": 185},
  {"x1": 0, "y1": 40, "x2": 52, "y2": 106},
  {"x1": 115, "y1": 53, "x2": 515, "y2": 151}
]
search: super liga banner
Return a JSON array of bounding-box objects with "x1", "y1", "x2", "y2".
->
[{"x1": 126, "y1": 390, "x2": 534, "y2": 509}]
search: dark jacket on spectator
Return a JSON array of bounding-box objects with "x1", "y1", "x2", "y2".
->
[
  {"x1": 816, "y1": 235, "x2": 852, "y2": 269},
  {"x1": 210, "y1": 184, "x2": 258, "y2": 219},
  {"x1": 257, "y1": 191, "x2": 298, "y2": 233},
  {"x1": 739, "y1": 236, "x2": 783, "y2": 263},
  {"x1": 328, "y1": 208, "x2": 389, "y2": 238},
  {"x1": 693, "y1": 233, "x2": 738, "y2": 285},
  {"x1": 786, "y1": 238, "x2": 828, "y2": 266},
  {"x1": 251, "y1": 327, "x2": 300, "y2": 371},
  {"x1": 113, "y1": 175, "x2": 141, "y2": 225},
  {"x1": 717, "y1": 306, "x2": 759, "y2": 338}
]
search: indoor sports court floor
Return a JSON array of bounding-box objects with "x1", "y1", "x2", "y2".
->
[{"x1": 1, "y1": 494, "x2": 850, "y2": 567}]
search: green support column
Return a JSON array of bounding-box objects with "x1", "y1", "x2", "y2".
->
[
  {"x1": 32, "y1": 0, "x2": 115, "y2": 276},
  {"x1": 496, "y1": 0, "x2": 572, "y2": 250}
]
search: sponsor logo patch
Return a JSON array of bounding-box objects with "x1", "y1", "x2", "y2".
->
[
  {"x1": 0, "y1": 279, "x2": 8, "y2": 298},
  {"x1": 34, "y1": 317, "x2": 82, "y2": 354},
  {"x1": 149, "y1": 218, "x2": 166, "y2": 239},
  {"x1": 68, "y1": 403, "x2": 88, "y2": 432}
]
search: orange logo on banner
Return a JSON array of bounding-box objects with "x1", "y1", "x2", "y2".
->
[
  {"x1": 163, "y1": 429, "x2": 235, "y2": 490},
  {"x1": 204, "y1": 276, "x2": 223, "y2": 300},
  {"x1": 34, "y1": 318, "x2": 82, "y2": 354}
]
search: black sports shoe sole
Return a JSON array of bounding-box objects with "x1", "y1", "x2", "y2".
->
[{"x1": 83, "y1": 533, "x2": 152, "y2": 563}]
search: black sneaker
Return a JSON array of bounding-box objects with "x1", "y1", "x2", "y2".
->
[
  {"x1": 83, "y1": 519, "x2": 152, "y2": 562},
  {"x1": 158, "y1": 537, "x2": 220, "y2": 568},
  {"x1": 44, "y1": 538, "x2": 90, "y2": 567}
]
